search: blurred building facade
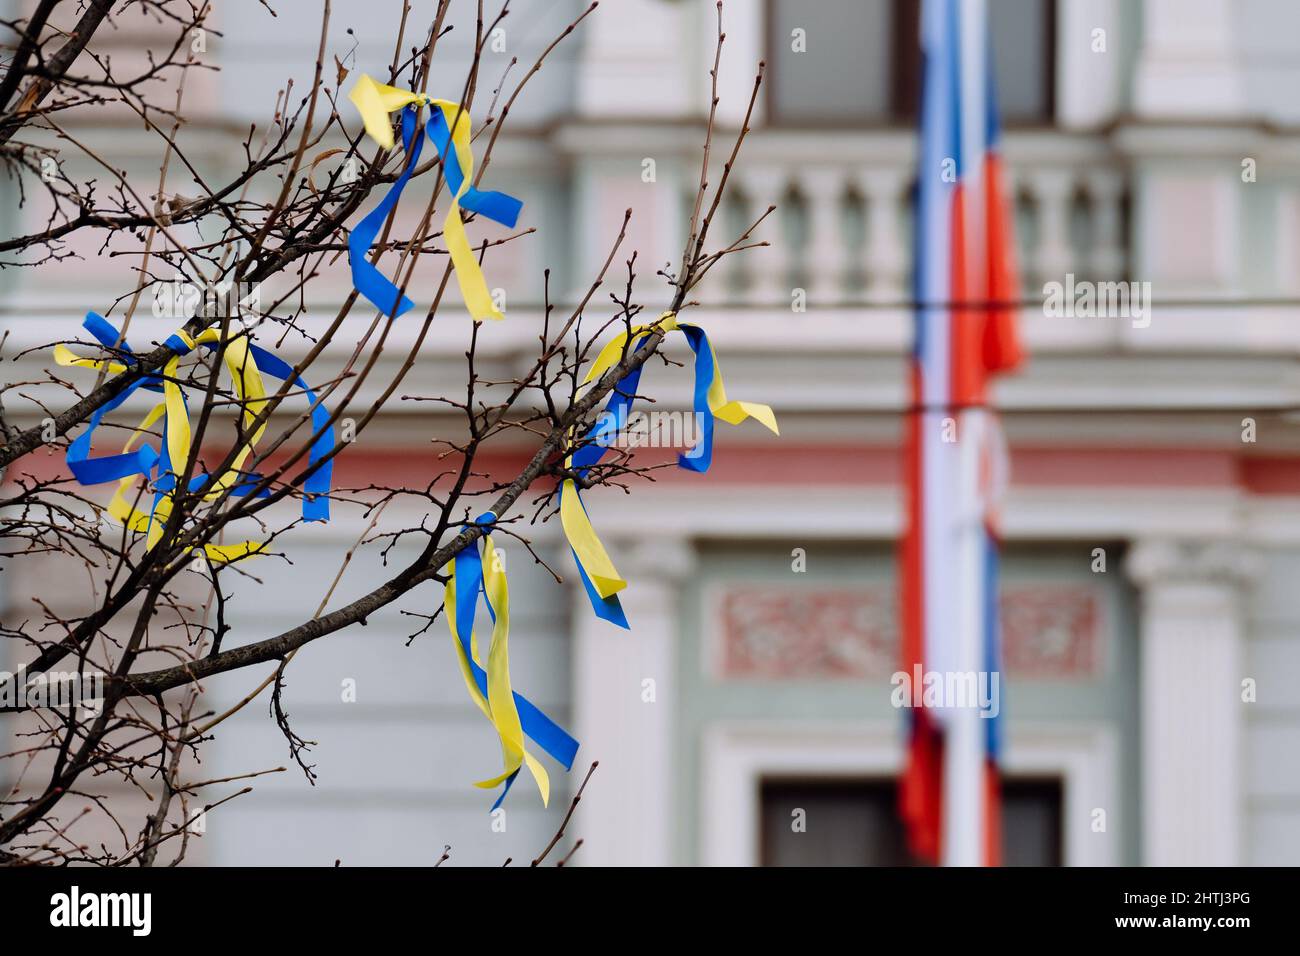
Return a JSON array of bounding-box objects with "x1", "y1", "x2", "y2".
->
[{"x1": 5, "y1": 0, "x2": 1300, "y2": 865}]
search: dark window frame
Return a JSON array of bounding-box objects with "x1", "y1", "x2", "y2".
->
[
  {"x1": 758, "y1": 774, "x2": 1065, "y2": 866},
  {"x1": 763, "y1": 0, "x2": 1057, "y2": 129}
]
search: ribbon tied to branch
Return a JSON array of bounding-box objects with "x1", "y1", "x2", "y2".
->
[
  {"x1": 348, "y1": 74, "x2": 522, "y2": 322},
  {"x1": 54, "y1": 312, "x2": 336, "y2": 563},
  {"x1": 561, "y1": 312, "x2": 779, "y2": 627}
]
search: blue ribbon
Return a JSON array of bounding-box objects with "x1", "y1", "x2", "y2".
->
[
  {"x1": 349, "y1": 108, "x2": 424, "y2": 318},
  {"x1": 83, "y1": 311, "x2": 137, "y2": 357},
  {"x1": 246, "y1": 344, "x2": 335, "y2": 522},
  {"x1": 66, "y1": 378, "x2": 161, "y2": 485},
  {"x1": 423, "y1": 107, "x2": 522, "y2": 228},
  {"x1": 64, "y1": 313, "x2": 175, "y2": 486},
  {"x1": 675, "y1": 324, "x2": 718, "y2": 473}
]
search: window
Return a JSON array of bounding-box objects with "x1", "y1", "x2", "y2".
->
[
  {"x1": 766, "y1": 0, "x2": 1056, "y2": 127},
  {"x1": 760, "y1": 777, "x2": 1064, "y2": 866}
]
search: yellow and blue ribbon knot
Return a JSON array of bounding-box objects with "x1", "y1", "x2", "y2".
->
[
  {"x1": 563, "y1": 313, "x2": 779, "y2": 627},
  {"x1": 347, "y1": 74, "x2": 522, "y2": 321},
  {"x1": 55, "y1": 312, "x2": 337, "y2": 562},
  {"x1": 445, "y1": 512, "x2": 579, "y2": 808}
]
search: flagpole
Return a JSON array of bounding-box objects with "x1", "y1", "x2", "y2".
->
[
  {"x1": 941, "y1": 0, "x2": 990, "y2": 868},
  {"x1": 941, "y1": 407, "x2": 987, "y2": 867}
]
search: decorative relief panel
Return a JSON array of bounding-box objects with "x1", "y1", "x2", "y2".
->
[
  {"x1": 999, "y1": 585, "x2": 1101, "y2": 678},
  {"x1": 715, "y1": 587, "x2": 897, "y2": 679},
  {"x1": 713, "y1": 583, "x2": 1102, "y2": 680}
]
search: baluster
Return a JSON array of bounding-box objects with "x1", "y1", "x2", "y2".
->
[
  {"x1": 857, "y1": 168, "x2": 908, "y2": 302},
  {"x1": 699, "y1": 188, "x2": 744, "y2": 304},
  {"x1": 739, "y1": 167, "x2": 791, "y2": 305},
  {"x1": 1002, "y1": 166, "x2": 1030, "y2": 283},
  {"x1": 686, "y1": 185, "x2": 726, "y2": 304},
  {"x1": 1085, "y1": 169, "x2": 1126, "y2": 280},
  {"x1": 1029, "y1": 169, "x2": 1076, "y2": 285},
  {"x1": 801, "y1": 167, "x2": 846, "y2": 306}
]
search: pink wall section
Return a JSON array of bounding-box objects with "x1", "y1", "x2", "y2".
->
[{"x1": 14, "y1": 444, "x2": 1296, "y2": 494}]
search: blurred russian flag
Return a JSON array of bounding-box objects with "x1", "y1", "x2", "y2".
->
[{"x1": 899, "y1": 0, "x2": 1024, "y2": 867}]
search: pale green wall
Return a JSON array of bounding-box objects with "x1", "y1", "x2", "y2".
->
[
  {"x1": 673, "y1": 539, "x2": 1142, "y2": 866},
  {"x1": 1242, "y1": 547, "x2": 1300, "y2": 865}
]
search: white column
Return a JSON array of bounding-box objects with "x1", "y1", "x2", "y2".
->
[
  {"x1": 1275, "y1": 185, "x2": 1300, "y2": 296},
  {"x1": 1056, "y1": 0, "x2": 1125, "y2": 129},
  {"x1": 570, "y1": 537, "x2": 692, "y2": 866},
  {"x1": 574, "y1": 0, "x2": 692, "y2": 118},
  {"x1": 1125, "y1": 539, "x2": 1257, "y2": 866},
  {"x1": 1133, "y1": 0, "x2": 1244, "y2": 118},
  {"x1": 700, "y1": 0, "x2": 765, "y2": 126}
]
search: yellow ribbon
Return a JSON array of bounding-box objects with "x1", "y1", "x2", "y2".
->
[{"x1": 559, "y1": 477, "x2": 626, "y2": 601}]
